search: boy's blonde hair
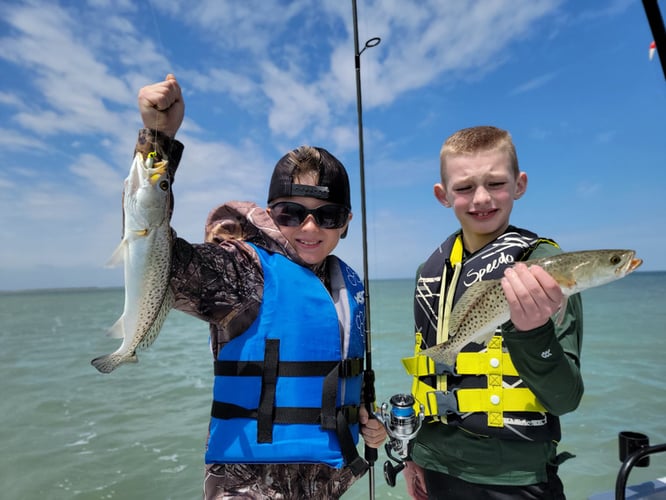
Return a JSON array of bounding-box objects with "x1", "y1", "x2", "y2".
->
[{"x1": 439, "y1": 126, "x2": 519, "y2": 182}]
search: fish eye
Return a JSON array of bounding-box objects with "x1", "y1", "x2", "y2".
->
[
  {"x1": 610, "y1": 255, "x2": 621, "y2": 265},
  {"x1": 159, "y1": 180, "x2": 170, "y2": 191}
]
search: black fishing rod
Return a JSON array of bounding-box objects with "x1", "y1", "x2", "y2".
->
[
  {"x1": 642, "y1": 0, "x2": 666, "y2": 80},
  {"x1": 351, "y1": 1, "x2": 381, "y2": 499}
]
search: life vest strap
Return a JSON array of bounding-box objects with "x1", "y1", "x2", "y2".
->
[
  {"x1": 401, "y1": 352, "x2": 517, "y2": 378},
  {"x1": 211, "y1": 401, "x2": 361, "y2": 425},
  {"x1": 336, "y1": 410, "x2": 369, "y2": 476},
  {"x1": 211, "y1": 398, "x2": 367, "y2": 473},
  {"x1": 402, "y1": 340, "x2": 518, "y2": 378},
  {"x1": 412, "y1": 379, "x2": 546, "y2": 418},
  {"x1": 456, "y1": 387, "x2": 546, "y2": 427},
  {"x1": 214, "y1": 358, "x2": 364, "y2": 378},
  {"x1": 258, "y1": 339, "x2": 280, "y2": 443},
  {"x1": 456, "y1": 351, "x2": 519, "y2": 376},
  {"x1": 402, "y1": 353, "x2": 453, "y2": 377}
]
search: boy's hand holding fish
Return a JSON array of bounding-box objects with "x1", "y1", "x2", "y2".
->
[
  {"x1": 501, "y1": 262, "x2": 564, "y2": 332},
  {"x1": 138, "y1": 73, "x2": 184, "y2": 138},
  {"x1": 419, "y1": 249, "x2": 642, "y2": 366}
]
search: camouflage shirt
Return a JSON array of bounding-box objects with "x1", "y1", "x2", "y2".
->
[{"x1": 135, "y1": 129, "x2": 364, "y2": 499}]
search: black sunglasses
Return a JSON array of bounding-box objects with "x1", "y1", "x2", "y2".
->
[{"x1": 269, "y1": 202, "x2": 350, "y2": 229}]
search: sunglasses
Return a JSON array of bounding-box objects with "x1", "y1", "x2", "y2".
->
[{"x1": 269, "y1": 202, "x2": 350, "y2": 229}]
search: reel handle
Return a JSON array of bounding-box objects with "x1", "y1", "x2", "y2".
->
[{"x1": 383, "y1": 459, "x2": 405, "y2": 487}]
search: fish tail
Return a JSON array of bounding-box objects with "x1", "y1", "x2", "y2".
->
[{"x1": 90, "y1": 352, "x2": 138, "y2": 374}]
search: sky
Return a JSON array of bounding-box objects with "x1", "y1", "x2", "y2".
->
[{"x1": 0, "y1": 0, "x2": 664, "y2": 292}]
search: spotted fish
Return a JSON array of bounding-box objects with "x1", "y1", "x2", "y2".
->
[
  {"x1": 419, "y1": 249, "x2": 643, "y2": 366},
  {"x1": 91, "y1": 152, "x2": 174, "y2": 373}
]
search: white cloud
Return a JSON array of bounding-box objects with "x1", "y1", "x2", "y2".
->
[
  {"x1": 262, "y1": 62, "x2": 331, "y2": 138},
  {"x1": 510, "y1": 73, "x2": 558, "y2": 95},
  {"x1": 68, "y1": 153, "x2": 125, "y2": 197},
  {"x1": 0, "y1": 127, "x2": 49, "y2": 153},
  {"x1": 4, "y1": 0, "x2": 661, "y2": 292}
]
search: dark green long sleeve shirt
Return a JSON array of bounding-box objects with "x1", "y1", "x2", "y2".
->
[{"x1": 412, "y1": 242, "x2": 584, "y2": 486}]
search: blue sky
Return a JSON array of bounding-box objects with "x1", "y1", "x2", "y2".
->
[{"x1": 1, "y1": 0, "x2": 664, "y2": 291}]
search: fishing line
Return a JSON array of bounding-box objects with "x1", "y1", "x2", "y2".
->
[
  {"x1": 146, "y1": 0, "x2": 167, "y2": 65},
  {"x1": 143, "y1": 0, "x2": 176, "y2": 158}
]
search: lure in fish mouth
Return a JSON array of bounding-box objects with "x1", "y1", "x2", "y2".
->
[
  {"x1": 91, "y1": 152, "x2": 174, "y2": 374},
  {"x1": 418, "y1": 249, "x2": 643, "y2": 367}
]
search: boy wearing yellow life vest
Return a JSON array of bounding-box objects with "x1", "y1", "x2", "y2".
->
[{"x1": 402, "y1": 126, "x2": 583, "y2": 499}]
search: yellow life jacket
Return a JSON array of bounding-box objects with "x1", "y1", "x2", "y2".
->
[{"x1": 407, "y1": 229, "x2": 557, "y2": 437}]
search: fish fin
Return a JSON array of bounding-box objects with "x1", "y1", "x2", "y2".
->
[
  {"x1": 418, "y1": 344, "x2": 456, "y2": 367},
  {"x1": 91, "y1": 352, "x2": 138, "y2": 374},
  {"x1": 91, "y1": 355, "x2": 116, "y2": 373},
  {"x1": 553, "y1": 296, "x2": 570, "y2": 326},
  {"x1": 107, "y1": 316, "x2": 125, "y2": 338},
  {"x1": 105, "y1": 239, "x2": 127, "y2": 268}
]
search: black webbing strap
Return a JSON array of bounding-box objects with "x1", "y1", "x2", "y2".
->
[
  {"x1": 210, "y1": 399, "x2": 366, "y2": 472},
  {"x1": 211, "y1": 401, "x2": 360, "y2": 426},
  {"x1": 336, "y1": 409, "x2": 368, "y2": 476},
  {"x1": 214, "y1": 358, "x2": 363, "y2": 378},
  {"x1": 313, "y1": 362, "x2": 368, "y2": 475},
  {"x1": 320, "y1": 365, "x2": 339, "y2": 430},
  {"x1": 257, "y1": 339, "x2": 279, "y2": 443}
]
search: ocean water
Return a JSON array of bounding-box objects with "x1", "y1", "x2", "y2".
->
[{"x1": 0, "y1": 273, "x2": 664, "y2": 500}]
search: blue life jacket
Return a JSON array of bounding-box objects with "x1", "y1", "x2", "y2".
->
[{"x1": 206, "y1": 245, "x2": 367, "y2": 472}]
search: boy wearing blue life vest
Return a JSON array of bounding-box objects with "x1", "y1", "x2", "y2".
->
[
  {"x1": 135, "y1": 74, "x2": 386, "y2": 499},
  {"x1": 402, "y1": 126, "x2": 583, "y2": 499}
]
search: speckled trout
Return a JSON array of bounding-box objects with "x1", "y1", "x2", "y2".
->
[
  {"x1": 91, "y1": 152, "x2": 174, "y2": 373},
  {"x1": 419, "y1": 250, "x2": 643, "y2": 366}
]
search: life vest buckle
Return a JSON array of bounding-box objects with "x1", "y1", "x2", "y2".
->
[
  {"x1": 426, "y1": 389, "x2": 460, "y2": 416},
  {"x1": 347, "y1": 454, "x2": 370, "y2": 476},
  {"x1": 434, "y1": 359, "x2": 457, "y2": 376}
]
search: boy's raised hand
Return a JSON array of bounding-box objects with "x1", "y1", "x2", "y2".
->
[
  {"x1": 138, "y1": 73, "x2": 184, "y2": 139},
  {"x1": 501, "y1": 263, "x2": 564, "y2": 332}
]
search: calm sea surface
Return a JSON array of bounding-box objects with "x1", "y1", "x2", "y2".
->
[{"x1": 1, "y1": 273, "x2": 664, "y2": 499}]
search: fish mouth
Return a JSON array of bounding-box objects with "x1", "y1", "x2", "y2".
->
[
  {"x1": 628, "y1": 258, "x2": 643, "y2": 272},
  {"x1": 616, "y1": 251, "x2": 643, "y2": 275},
  {"x1": 147, "y1": 160, "x2": 168, "y2": 186}
]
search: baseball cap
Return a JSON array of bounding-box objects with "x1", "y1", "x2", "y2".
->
[{"x1": 267, "y1": 146, "x2": 351, "y2": 210}]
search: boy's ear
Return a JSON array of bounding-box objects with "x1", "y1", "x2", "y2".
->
[
  {"x1": 434, "y1": 183, "x2": 451, "y2": 207},
  {"x1": 514, "y1": 172, "x2": 528, "y2": 199}
]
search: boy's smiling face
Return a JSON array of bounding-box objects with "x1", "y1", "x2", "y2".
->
[
  {"x1": 434, "y1": 149, "x2": 527, "y2": 254},
  {"x1": 268, "y1": 172, "x2": 351, "y2": 266}
]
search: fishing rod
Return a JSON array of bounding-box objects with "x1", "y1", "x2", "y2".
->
[{"x1": 351, "y1": 1, "x2": 380, "y2": 499}]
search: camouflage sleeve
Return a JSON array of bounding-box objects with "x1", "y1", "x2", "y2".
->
[{"x1": 169, "y1": 237, "x2": 263, "y2": 346}]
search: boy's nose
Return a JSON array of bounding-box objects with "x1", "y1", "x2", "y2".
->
[
  {"x1": 473, "y1": 186, "x2": 491, "y2": 204},
  {"x1": 300, "y1": 214, "x2": 319, "y2": 229}
]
